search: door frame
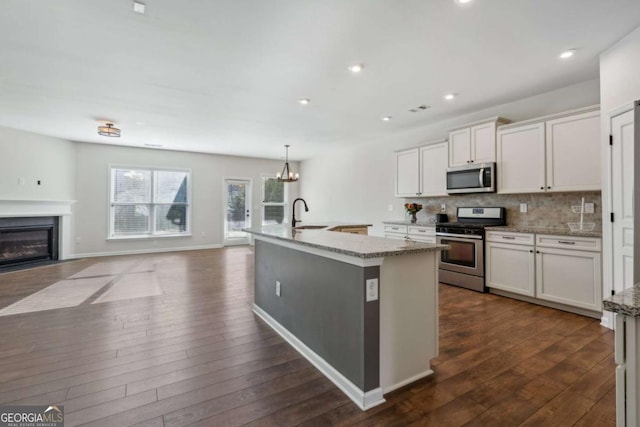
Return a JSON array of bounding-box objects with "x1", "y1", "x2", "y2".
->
[
  {"x1": 602, "y1": 102, "x2": 635, "y2": 330},
  {"x1": 222, "y1": 177, "x2": 253, "y2": 246}
]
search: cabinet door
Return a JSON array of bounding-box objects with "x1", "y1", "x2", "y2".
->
[
  {"x1": 395, "y1": 148, "x2": 420, "y2": 197},
  {"x1": 535, "y1": 247, "x2": 602, "y2": 311},
  {"x1": 546, "y1": 110, "x2": 600, "y2": 191},
  {"x1": 486, "y1": 242, "x2": 535, "y2": 296},
  {"x1": 471, "y1": 122, "x2": 496, "y2": 164},
  {"x1": 448, "y1": 128, "x2": 471, "y2": 167},
  {"x1": 497, "y1": 123, "x2": 545, "y2": 194},
  {"x1": 419, "y1": 142, "x2": 448, "y2": 197}
]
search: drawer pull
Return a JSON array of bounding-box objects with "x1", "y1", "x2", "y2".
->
[
  {"x1": 502, "y1": 236, "x2": 516, "y2": 240},
  {"x1": 558, "y1": 240, "x2": 576, "y2": 245},
  {"x1": 392, "y1": 227, "x2": 399, "y2": 230},
  {"x1": 417, "y1": 230, "x2": 426, "y2": 233}
]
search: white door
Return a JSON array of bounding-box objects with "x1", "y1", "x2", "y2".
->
[
  {"x1": 497, "y1": 123, "x2": 546, "y2": 194},
  {"x1": 448, "y1": 128, "x2": 471, "y2": 167},
  {"x1": 546, "y1": 110, "x2": 601, "y2": 192},
  {"x1": 471, "y1": 122, "x2": 496, "y2": 164},
  {"x1": 395, "y1": 148, "x2": 420, "y2": 197},
  {"x1": 224, "y1": 178, "x2": 252, "y2": 245},
  {"x1": 419, "y1": 142, "x2": 448, "y2": 197},
  {"x1": 611, "y1": 109, "x2": 635, "y2": 293}
]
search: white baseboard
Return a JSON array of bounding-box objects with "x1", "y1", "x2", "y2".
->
[
  {"x1": 384, "y1": 369, "x2": 434, "y2": 394},
  {"x1": 252, "y1": 304, "x2": 385, "y2": 411},
  {"x1": 69, "y1": 244, "x2": 224, "y2": 259}
]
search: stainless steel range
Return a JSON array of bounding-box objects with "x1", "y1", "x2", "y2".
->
[{"x1": 436, "y1": 207, "x2": 506, "y2": 292}]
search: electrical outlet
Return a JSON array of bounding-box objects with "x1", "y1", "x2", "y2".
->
[
  {"x1": 584, "y1": 203, "x2": 595, "y2": 214},
  {"x1": 366, "y1": 278, "x2": 379, "y2": 302},
  {"x1": 388, "y1": 204, "x2": 393, "y2": 212},
  {"x1": 276, "y1": 281, "x2": 281, "y2": 297},
  {"x1": 520, "y1": 203, "x2": 527, "y2": 213},
  {"x1": 440, "y1": 203, "x2": 446, "y2": 213},
  {"x1": 18, "y1": 177, "x2": 25, "y2": 185}
]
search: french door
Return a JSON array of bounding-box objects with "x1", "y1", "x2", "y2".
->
[{"x1": 223, "y1": 178, "x2": 252, "y2": 245}]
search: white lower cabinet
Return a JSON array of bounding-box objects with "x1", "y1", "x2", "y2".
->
[
  {"x1": 384, "y1": 224, "x2": 436, "y2": 243},
  {"x1": 486, "y1": 231, "x2": 602, "y2": 313},
  {"x1": 486, "y1": 237, "x2": 535, "y2": 297},
  {"x1": 535, "y1": 244, "x2": 602, "y2": 312}
]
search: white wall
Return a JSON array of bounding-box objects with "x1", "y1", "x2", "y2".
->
[
  {"x1": 73, "y1": 143, "x2": 299, "y2": 256},
  {"x1": 599, "y1": 25, "x2": 640, "y2": 328},
  {"x1": 299, "y1": 79, "x2": 600, "y2": 236},
  {"x1": 0, "y1": 126, "x2": 75, "y2": 201}
]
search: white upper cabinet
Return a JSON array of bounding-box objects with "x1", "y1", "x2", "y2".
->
[
  {"x1": 448, "y1": 118, "x2": 508, "y2": 167},
  {"x1": 419, "y1": 142, "x2": 448, "y2": 197},
  {"x1": 545, "y1": 110, "x2": 600, "y2": 192},
  {"x1": 395, "y1": 148, "x2": 420, "y2": 197},
  {"x1": 497, "y1": 123, "x2": 546, "y2": 194},
  {"x1": 395, "y1": 141, "x2": 448, "y2": 198},
  {"x1": 497, "y1": 106, "x2": 600, "y2": 194}
]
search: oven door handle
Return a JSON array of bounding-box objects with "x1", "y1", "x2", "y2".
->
[{"x1": 436, "y1": 232, "x2": 483, "y2": 240}]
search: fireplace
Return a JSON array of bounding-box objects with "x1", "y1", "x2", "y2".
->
[{"x1": 0, "y1": 217, "x2": 59, "y2": 269}]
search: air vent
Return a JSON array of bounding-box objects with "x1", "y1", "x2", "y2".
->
[
  {"x1": 409, "y1": 105, "x2": 430, "y2": 113},
  {"x1": 144, "y1": 143, "x2": 163, "y2": 148}
]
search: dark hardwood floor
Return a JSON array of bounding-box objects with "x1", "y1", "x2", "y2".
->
[{"x1": 0, "y1": 247, "x2": 615, "y2": 426}]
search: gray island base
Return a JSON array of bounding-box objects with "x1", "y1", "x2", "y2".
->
[{"x1": 245, "y1": 225, "x2": 447, "y2": 410}]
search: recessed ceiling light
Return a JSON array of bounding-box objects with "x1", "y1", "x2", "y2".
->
[
  {"x1": 348, "y1": 64, "x2": 364, "y2": 73},
  {"x1": 444, "y1": 93, "x2": 456, "y2": 101},
  {"x1": 382, "y1": 116, "x2": 392, "y2": 121},
  {"x1": 559, "y1": 49, "x2": 576, "y2": 59},
  {"x1": 299, "y1": 98, "x2": 310, "y2": 105},
  {"x1": 456, "y1": 0, "x2": 473, "y2": 4}
]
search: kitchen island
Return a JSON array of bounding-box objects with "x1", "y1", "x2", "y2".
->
[{"x1": 244, "y1": 224, "x2": 447, "y2": 410}]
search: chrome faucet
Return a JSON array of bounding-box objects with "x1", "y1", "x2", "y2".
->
[{"x1": 292, "y1": 198, "x2": 309, "y2": 228}]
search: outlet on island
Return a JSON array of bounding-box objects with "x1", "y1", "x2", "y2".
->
[
  {"x1": 366, "y1": 278, "x2": 379, "y2": 302},
  {"x1": 276, "y1": 280, "x2": 281, "y2": 297}
]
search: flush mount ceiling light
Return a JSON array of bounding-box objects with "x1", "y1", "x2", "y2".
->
[
  {"x1": 97, "y1": 123, "x2": 121, "y2": 137},
  {"x1": 444, "y1": 93, "x2": 456, "y2": 100},
  {"x1": 348, "y1": 64, "x2": 364, "y2": 73},
  {"x1": 298, "y1": 98, "x2": 310, "y2": 105},
  {"x1": 455, "y1": 0, "x2": 473, "y2": 4},
  {"x1": 382, "y1": 116, "x2": 392, "y2": 121},
  {"x1": 276, "y1": 145, "x2": 299, "y2": 182},
  {"x1": 559, "y1": 49, "x2": 576, "y2": 59}
]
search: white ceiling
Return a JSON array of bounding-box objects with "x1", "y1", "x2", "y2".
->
[{"x1": 1, "y1": 0, "x2": 640, "y2": 160}]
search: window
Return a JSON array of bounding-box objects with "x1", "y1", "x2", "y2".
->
[
  {"x1": 262, "y1": 176, "x2": 287, "y2": 225},
  {"x1": 110, "y1": 167, "x2": 191, "y2": 238}
]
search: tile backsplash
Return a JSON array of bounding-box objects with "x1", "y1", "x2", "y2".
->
[{"x1": 406, "y1": 191, "x2": 602, "y2": 230}]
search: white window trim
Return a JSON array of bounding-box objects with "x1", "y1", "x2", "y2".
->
[
  {"x1": 108, "y1": 164, "x2": 192, "y2": 239},
  {"x1": 261, "y1": 174, "x2": 289, "y2": 226}
]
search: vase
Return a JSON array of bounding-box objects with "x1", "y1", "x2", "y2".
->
[{"x1": 410, "y1": 212, "x2": 417, "y2": 223}]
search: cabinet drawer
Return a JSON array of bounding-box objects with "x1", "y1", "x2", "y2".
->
[
  {"x1": 409, "y1": 236, "x2": 436, "y2": 244},
  {"x1": 384, "y1": 232, "x2": 407, "y2": 241},
  {"x1": 536, "y1": 235, "x2": 601, "y2": 252},
  {"x1": 486, "y1": 231, "x2": 534, "y2": 245},
  {"x1": 408, "y1": 226, "x2": 435, "y2": 237},
  {"x1": 384, "y1": 225, "x2": 407, "y2": 233}
]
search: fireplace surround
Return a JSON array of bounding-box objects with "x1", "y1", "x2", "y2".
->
[{"x1": 0, "y1": 217, "x2": 59, "y2": 268}]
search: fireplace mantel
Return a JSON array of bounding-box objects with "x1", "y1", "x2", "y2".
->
[{"x1": 0, "y1": 199, "x2": 75, "y2": 259}]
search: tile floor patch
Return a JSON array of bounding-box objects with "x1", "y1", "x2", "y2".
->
[
  {"x1": 68, "y1": 260, "x2": 136, "y2": 279},
  {"x1": 0, "y1": 276, "x2": 114, "y2": 316}
]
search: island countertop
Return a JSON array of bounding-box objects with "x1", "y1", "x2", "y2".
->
[
  {"x1": 244, "y1": 224, "x2": 447, "y2": 259},
  {"x1": 604, "y1": 283, "x2": 640, "y2": 317}
]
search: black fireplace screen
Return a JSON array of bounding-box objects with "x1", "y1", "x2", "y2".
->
[{"x1": 0, "y1": 217, "x2": 58, "y2": 268}]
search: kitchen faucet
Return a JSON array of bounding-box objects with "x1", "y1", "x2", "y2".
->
[{"x1": 291, "y1": 198, "x2": 309, "y2": 228}]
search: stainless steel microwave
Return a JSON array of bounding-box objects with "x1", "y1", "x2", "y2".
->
[{"x1": 446, "y1": 162, "x2": 496, "y2": 194}]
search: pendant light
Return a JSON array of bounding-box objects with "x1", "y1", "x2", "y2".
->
[
  {"x1": 276, "y1": 145, "x2": 299, "y2": 182},
  {"x1": 98, "y1": 123, "x2": 121, "y2": 137}
]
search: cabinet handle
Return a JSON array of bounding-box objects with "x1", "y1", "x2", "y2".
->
[
  {"x1": 529, "y1": 250, "x2": 534, "y2": 253},
  {"x1": 470, "y1": 160, "x2": 474, "y2": 163},
  {"x1": 466, "y1": 160, "x2": 470, "y2": 164},
  {"x1": 547, "y1": 186, "x2": 551, "y2": 189},
  {"x1": 536, "y1": 250, "x2": 540, "y2": 254},
  {"x1": 540, "y1": 187, "x2": 544, "y2": 190},
  {"x1": 558, "y1": 240, "x2": 576, "y2": 245},
  {"x1": 502, "y1": 236, "x2": 516, "y2": 240}
]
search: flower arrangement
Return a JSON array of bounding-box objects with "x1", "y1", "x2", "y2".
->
[
  {"x1": 404, "y1": 203, "x2": 422, "y2": 223},
  {"x1": 404, "y1": 203, "x2": 422, "y2": 214}
]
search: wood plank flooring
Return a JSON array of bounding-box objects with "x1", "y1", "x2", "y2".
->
[{"x1": 0, "y1": 247, "x2": 616, "y2": 426}]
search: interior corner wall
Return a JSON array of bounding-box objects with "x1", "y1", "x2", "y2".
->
[
  {"x1": 299, "y1": 78, "x2": 600, "y2": 236},
  {"x1": 73, "y1": 143, "x2": 299, "y2": 257},
  {"x1": 0, "y1": 126, "x2": 76, "y2": 200}
]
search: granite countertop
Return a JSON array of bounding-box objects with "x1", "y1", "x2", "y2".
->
[
  {"x1": 383, "y1": 220, "x2": 436, "y2": 227},
  {"x1": 244, "y1": 224, "x2": 447, "y2": 259},
  {"x1": 604, "y1": 284, "x2": 640, "y2": 317},
  {"x1": 484, "y1": 225, "x2": 602, "y2": 238}
]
